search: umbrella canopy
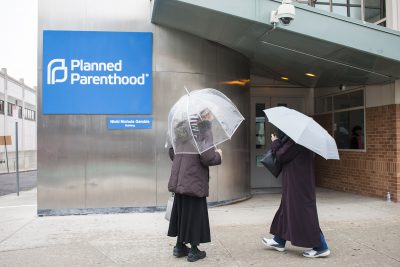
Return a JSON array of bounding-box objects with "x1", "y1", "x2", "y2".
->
[
  {"x1": 263, "y1": 106, "x2": 339, "y2": 160},
  {"x1": 168, "y1": 88, "x2": 244, "y2": 154}
]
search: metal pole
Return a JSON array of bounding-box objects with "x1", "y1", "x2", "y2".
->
[
  {"x1": 361, "y1": 0, "x2": 365, "y2": 21},
  {"x1": 4, "y1": 136, "x2": 9, "y2": 173},
  {"x1": 329, "y1": 0, "x2": 333, "y2": 12},
  {"x1": 15, "y1": 121, "x2": 19, "y2": 196}
]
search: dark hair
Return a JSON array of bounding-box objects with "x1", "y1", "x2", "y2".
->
[
  {"x1": 174, "y1": 120, "x2": 191, "y2": 142},
  {"x1": 352, "y1": 125, "x2": 362, "y2": 134}
]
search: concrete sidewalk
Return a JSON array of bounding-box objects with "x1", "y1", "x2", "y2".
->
[{"x1": 0, "y1": 188, "x2": 399, "y2": 267}]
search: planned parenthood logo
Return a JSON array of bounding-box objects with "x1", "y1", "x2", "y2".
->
[
  {"x1": 42, "y1": 31, "x2": 153, "y2": 114},
  {"x1": 47, "y1": 59, "x2": 68, "y2": 85},
  {"x1": 46, "y1": 58, "x2": 150, "y2": 86}
]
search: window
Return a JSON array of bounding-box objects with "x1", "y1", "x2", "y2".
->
[
  {"x1": 299, "y1": 0, "x2": 386, "y2": 27},
  {"x1": 315, "y1": 89, "x2": 365, "y2": 150},
  {"x1": 18, "y1": 106, "x2": 22, "y2": 119},
  {"x1": 0, "y1": 100, "x2": 4, "y2": 114},
  {"x1": 24, "y1": 108, "x2": 36, "y2": 121},
  {"x1": 334, "y1": 109, "x2": 364, "y2": 150},
  {"x1": 255, "y1": 103, "x2": 266, "y2": 149},
  {"x1": 7, "y1": 102, "x2": 13, "y2": 116}
]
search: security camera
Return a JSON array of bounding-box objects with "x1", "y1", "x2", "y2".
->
[{"x1": 270, "y1": 0, "x2": 295, "y2": 27}]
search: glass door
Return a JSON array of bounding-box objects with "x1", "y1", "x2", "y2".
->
[
  {"x1": 250, "y1": 96, "x2": 305, "y2": 189},
  {"x1": 250, "y1": 97, "x2": 278, "y2": 188}
]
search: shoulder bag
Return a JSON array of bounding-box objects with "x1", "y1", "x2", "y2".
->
[{"x1": 260, "y1": 149, "x2": 282, "y2": 178}]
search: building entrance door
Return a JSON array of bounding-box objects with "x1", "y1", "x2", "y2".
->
[{"x1": 250, "y1": 96, "x2": 305, "y2": 189}]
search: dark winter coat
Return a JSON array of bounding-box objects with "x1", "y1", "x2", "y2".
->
[
  {"x1": 168, "y1": 147, "x2": 221, "y2": 198},
  {"x1": 269, "y1": 139, "x2": 321, "y2": 248}
]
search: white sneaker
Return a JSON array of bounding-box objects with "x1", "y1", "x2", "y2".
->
[
  {"x1": 302, "y1": 248, "x2": 330, "y2": 258},
  {"x1": 261, "y1": 237, "x2": 285, "y2": 252}
]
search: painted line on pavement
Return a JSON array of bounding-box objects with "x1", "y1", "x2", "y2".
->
[{"x1": 0, "y1": 204, "x2": 37, "y2": 209}]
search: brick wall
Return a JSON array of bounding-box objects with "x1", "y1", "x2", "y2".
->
[{"x1": 315, "y1": 105, "x2": 399, "y2": 202}]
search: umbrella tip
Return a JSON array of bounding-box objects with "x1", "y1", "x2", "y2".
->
[{"x1": 184, "y1": 86, "x2": 190, "y2": 95}]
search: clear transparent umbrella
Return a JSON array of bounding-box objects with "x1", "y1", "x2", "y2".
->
[
  {"x1": 168, "y1": 88, "x2": 245, "y2": 154},
  {"x1": 264, "y1": 106, "x2": 339, "y2": 160}
]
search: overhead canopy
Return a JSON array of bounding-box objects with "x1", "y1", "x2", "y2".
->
[{"x1": 151, "y1": 0, "x2": 400, "y2": 87}]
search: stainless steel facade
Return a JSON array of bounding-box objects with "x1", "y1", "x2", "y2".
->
[{"x1": 38, "y1": 0, "x2": 250, "y2": 214}]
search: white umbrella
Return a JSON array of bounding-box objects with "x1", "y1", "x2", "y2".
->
[
  {"x1": 168, "y1": 88, "x2": 245, "y2": 154},
  {"x1": 263, "y1": 106, "x2": 339, "y2": 160}
]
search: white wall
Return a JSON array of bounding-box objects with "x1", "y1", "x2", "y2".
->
[
  {"x1": 4, "y1": 119, "x2": 22, "y2": 153},
  {"x1": 0, "y1": 76, "x2": 4, "y2": 93},
  {"x1": 314, "y1": 81, "x2": 399, "y2": 109},
  {"x1": 7, "y1": 80, "x2": 23, "y2": 99},
  {"x1": 25, "y1": 90, "x2": 36, "y2": 105},
  {"x1": 366, "y1": 83, "x2": 395, "y2": 108},
  {"x1": 386, "y1": 0, "x2": 400, "y2": 31},
  {"x1": 0, "y1": 72, "x2": 37, "y2": 173},
  {"x1": 0, "y1": 116, "x2": 4, "y2": 153},
  {"x1": 23, "y1": 120, "x2": 36, "y2": 151}
]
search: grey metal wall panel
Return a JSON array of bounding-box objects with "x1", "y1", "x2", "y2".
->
[
  {"x1": 154, "y1": 26, "x2": 218, "y2": 75},
  {"x1": 216, "y1": 85, "x2": 250, "y2": 201},
  {"x1": 37, "y1": 115, "x2": 87, "y2": 209},
  {"x1": 84, "y1": 115, "x2": 156, "y2": 208},
  {"x1": 38, "y1": 0, "x2": 251, "y2": 213}
]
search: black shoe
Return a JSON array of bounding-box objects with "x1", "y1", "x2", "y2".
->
[
  {"x1": 187, "y1": 247, "x2": 206, "y2": 262},
  {"x1": 173, "y1": 244, "x2": 190, "y2": 257}
]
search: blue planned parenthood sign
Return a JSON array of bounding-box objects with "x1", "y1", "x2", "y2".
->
[
  {"x1": 107, "y1": 117, "x2": 152, "y2": 130},
  {"x1": 42, "y1": 30, "x2": 152, "y2": 114}
]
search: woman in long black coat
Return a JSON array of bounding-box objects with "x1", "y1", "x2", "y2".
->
[
  {"x1": 262, "y1": 133, "x2": 330, "y2": 258},
  {"x1": 167, "y1": 112, "x2": 222, "y2": 262}
]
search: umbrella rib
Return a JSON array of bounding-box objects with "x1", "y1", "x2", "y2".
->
[
  {"x1": 230, "y1": 120, "x2": 245, "y2": 138},
  {"x1": 186, "y1": 94, "x2": 201, "y2": 154}
]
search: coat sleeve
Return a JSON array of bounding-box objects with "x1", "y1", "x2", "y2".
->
[
  {"x1": 168, "y1": 147, "x2": 175, "y2": 161},
  {"x1": 199, "y1": 148, "x2": 222, "y2": 167},
  {"x1": 271, "y1": 139, "x2": 301, "y2": 164}
]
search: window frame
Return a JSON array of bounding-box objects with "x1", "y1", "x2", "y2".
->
[
  {"x1": 24, "y1": 108, "x2": 36, "y2": 121},
  {"x1": 299, "y1": 0, "x2": 386, "y2": 27},
  {"x1": 18, "y1": 105, "x2": 23, "y2": 119},
  {"x1": 0, "y1": 100, "x2": 4, "y2": 114},
  {"x1": 315, "y1": 88, "x2": 366, "y2": 152},
  {"x1": 7, "y1": 102, "x2": 13, "y2": 117}
]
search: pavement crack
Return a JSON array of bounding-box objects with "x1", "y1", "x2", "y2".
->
[
  {"x1": 0, "y1": 217, "x2": 37, "y2": 245},
  {"x1": 0, "y1": 244, "x2": 55, "y2": 253},
  {"x1": 214, "y1": 233, "x2": 241, "y2": 266},
  {"x1": 339, "y1": 230, "x2": 400, "y2": 263},
  {"x1": 87, "y1": 241, "x2": 119, "y2": 266}
]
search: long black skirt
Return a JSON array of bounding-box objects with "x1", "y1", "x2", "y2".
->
[{"x1": 167, "y1": 193, "x2": 211, "y2": 246}]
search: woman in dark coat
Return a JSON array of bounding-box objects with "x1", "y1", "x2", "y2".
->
[
  {"x1": 167, "y1": 111, "x2": 222, "y2": 262},
  {"x1": 262, "y1": 133, "x2": 330, "y2": 258},
  {"x1": 350, "y1": 125, "x2": 364, "y2": 149}
]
